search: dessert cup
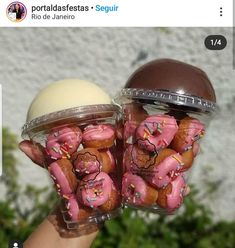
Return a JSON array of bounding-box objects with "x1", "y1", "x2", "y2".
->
[
  {"x1": 115, "y1": 89, "x2": 217, "y2": 213},
  {"x1": 22, "y1": 104, "x2": 122, "y2": 228}
]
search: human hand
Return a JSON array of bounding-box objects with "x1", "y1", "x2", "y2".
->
[{"x1": 24, "y1": 203, "x2": 100, "y2": 248}]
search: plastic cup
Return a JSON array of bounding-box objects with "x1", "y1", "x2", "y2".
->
[
  {"x1": 22, "y1": 104, "x2": 122, "y2": 229},
  {"x1": 114, "y1": 88, "x2": 217, "y2": 213}
]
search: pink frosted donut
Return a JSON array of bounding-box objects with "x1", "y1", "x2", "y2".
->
[
  {"x1": 100, "y1": 182, "x2": 121, "y2": 212},
  {"x1": 48, "y1": 159, "x2": 77, "y2": 198},
  {"x1": 65, "y1": 195, "x2": 80, "y2": 221},
  {"x1": 171, "y1": 117, "x2": 205, "y2": 153},
  {"x1": 123, "y1": 144, "x2": 156, "y2": 173},
  {"x1": 144, "y1": 153, "x2": 183, "y2": 189},
  {"x1": 82, "y1": 124, "x2": 115, "y2": 149},
  {"x1": 136, "y1": 115, "x2": 178, "y2": 152},
  {"x1": 73, "y1": 148, "x2": 102, "y2": 176},
  {"x1": 78, "y1": 172, "x2": 112, "y2": 208},
  {"x1": 122, "y1": 172, "x2": 158, "y2": 206},
  {"x1": 157, "y1": 175, "x2": 187, "y2": 210},
  {"x1": 46, "y1": 126, "x2": 82, "y2": 160}
]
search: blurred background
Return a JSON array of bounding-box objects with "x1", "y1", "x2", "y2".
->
[{"x1": 0, "y1": 27, "x2": 235, "y2": 247}]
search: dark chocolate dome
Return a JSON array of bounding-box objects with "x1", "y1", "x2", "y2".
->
[{"x1": 125, "y1": 59, "x2": 216, "y2": 102}]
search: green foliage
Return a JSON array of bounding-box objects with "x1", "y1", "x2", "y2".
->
[
  {"x1": 1, "y1": 127, "x2": 235, "y2": 248},
  {"x1": 92, "y1": 189, "x2": 235, "y2": 248}
]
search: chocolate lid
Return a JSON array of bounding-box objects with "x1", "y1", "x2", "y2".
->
[
  {"x1": 119, "y1": 88, "x2": 216, "y2": 113},
  {"x1": 125, "y1": 59, "x2": 216, "y2": 102}
]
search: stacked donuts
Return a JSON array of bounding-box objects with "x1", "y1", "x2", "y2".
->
[
  {"x1": 45, "y1": 124, "x2": 121, "y2": 222},
  {"x1": 121, "y1": 104, "x2": 205, "y2": 212}
]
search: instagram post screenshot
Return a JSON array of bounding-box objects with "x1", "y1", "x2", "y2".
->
[{"x1": 0, "y1": 0, "x2": 234, "y2": 247}]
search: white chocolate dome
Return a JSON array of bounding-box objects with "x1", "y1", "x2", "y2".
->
[{"x1": 26, "y1": 79, "x2": 111, "y2": 122}]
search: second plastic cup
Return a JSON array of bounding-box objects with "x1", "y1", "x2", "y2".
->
[{"x1": 115, "y1": 90, "x2": 217, "y2": 213}]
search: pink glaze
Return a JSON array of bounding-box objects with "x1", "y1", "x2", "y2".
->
[
  {"x1": 66, "y1": 195, "x2": 79, "y2": 221},
  {"x1": 82, "y1": 124, "x2": 114, "y2": 142},
  {"x1": 192, "y1": 141, "x2": 200, "y2": 156},
  {"x1": 166, "y1": 175, "x2": 186, "y2": 210},
  {"x1": 124, "y1": 121, "x2": 138, "y2": 144},
  {"x1": 136, "y1": 115, "x2": 178, "y2": 152},
  {"x1": 46, "y1": 127, "x2": 82, "y2": 160},
  {"x1": 122, "y1": 172, "x2": 148, "y2": 205},
  {"x1": 144, "y1": 153, "x2": 183, "y2": 189},
  {"x1": 48, "y1": 161, "x2": 74, "y2": 197},
  {"x1": 177, "y1": 119, "x2": 205, "y2": 152},
  {"x1": 79, "y1": 172, "x2": 112, "y2": 208},
  {"x1": 73, "y1": 151, "x2": 101, "y2": 176}
]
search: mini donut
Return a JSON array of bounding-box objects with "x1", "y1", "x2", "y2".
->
[
  {"x1": 153, "y1": 148, "x2": 177, "y2": 164},
  {"x1": 122, "y1": 172, "x2": 158, "y2": 206},
  {"x1": 100, "y1": 149, "x2": 116, "y2": 174},
  {"x1": 180, "y1": 148, "x2": 194, "y2": 172},
  {"x1": 136, "y1": 114, "x2": 178, "y2": 152},
  {"x1": 78, "y1": 172, "x2": 112, "y2": 208},
  {"x1": 123, "y1": 144, "x2": 157, "y2": 173},
  {"x1": 46, "y1": 126, "x2": 82, "y2": 160},
  {"x1": 65, "y1": 195, "x2": 80, "y2": 221},
  {"x1": 48, "y1": 159, "x2": 78, "y2": 198},
  {"x1": 157, "y1": 175, "x2": 187, "y2": 210},
  {"x1": 143, "y1": 150, "x2": 183, "y2": 189},
  {"x1": 65, "y1": 195, "x2": 94, "y2": 221},
  {"x1": 82, "y1": 124, "x2": 115, "y2": 149},
  {"x1": 73, "y1": 148, "x2": 102, "y2": 176},
  {"x1": 123, "y1": 146, "x2": 176, "y2": 174},
  {"x1": 99, "y1": 184, "x2": 121, "y2": 212},
  {"x1": 171, "y1": 117, "x2": 205, "y2": 153}
]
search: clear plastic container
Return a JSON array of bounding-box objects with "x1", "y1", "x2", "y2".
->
[
  {"x1": 22, "y1": 104, "x2": 122, "y2": 229},
  {"x1": 115, "y1": 88, "x2": 217, "y2": 214}
]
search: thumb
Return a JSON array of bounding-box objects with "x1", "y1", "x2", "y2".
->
[
  {"x1": 184, "y1": 186, "x2": 190, "y2": 196},
  {"x1": 19, "y1": 140, "x2": 47, "y2": 167}
]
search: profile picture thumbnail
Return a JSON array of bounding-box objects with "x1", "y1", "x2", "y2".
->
[{"x1": 7, "y1": 2, "x2": 27, "y2": 22}]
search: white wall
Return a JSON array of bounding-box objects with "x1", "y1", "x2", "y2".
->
[{"x1": 1, "y1": 27, "x2": 234, "y2": 220}]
